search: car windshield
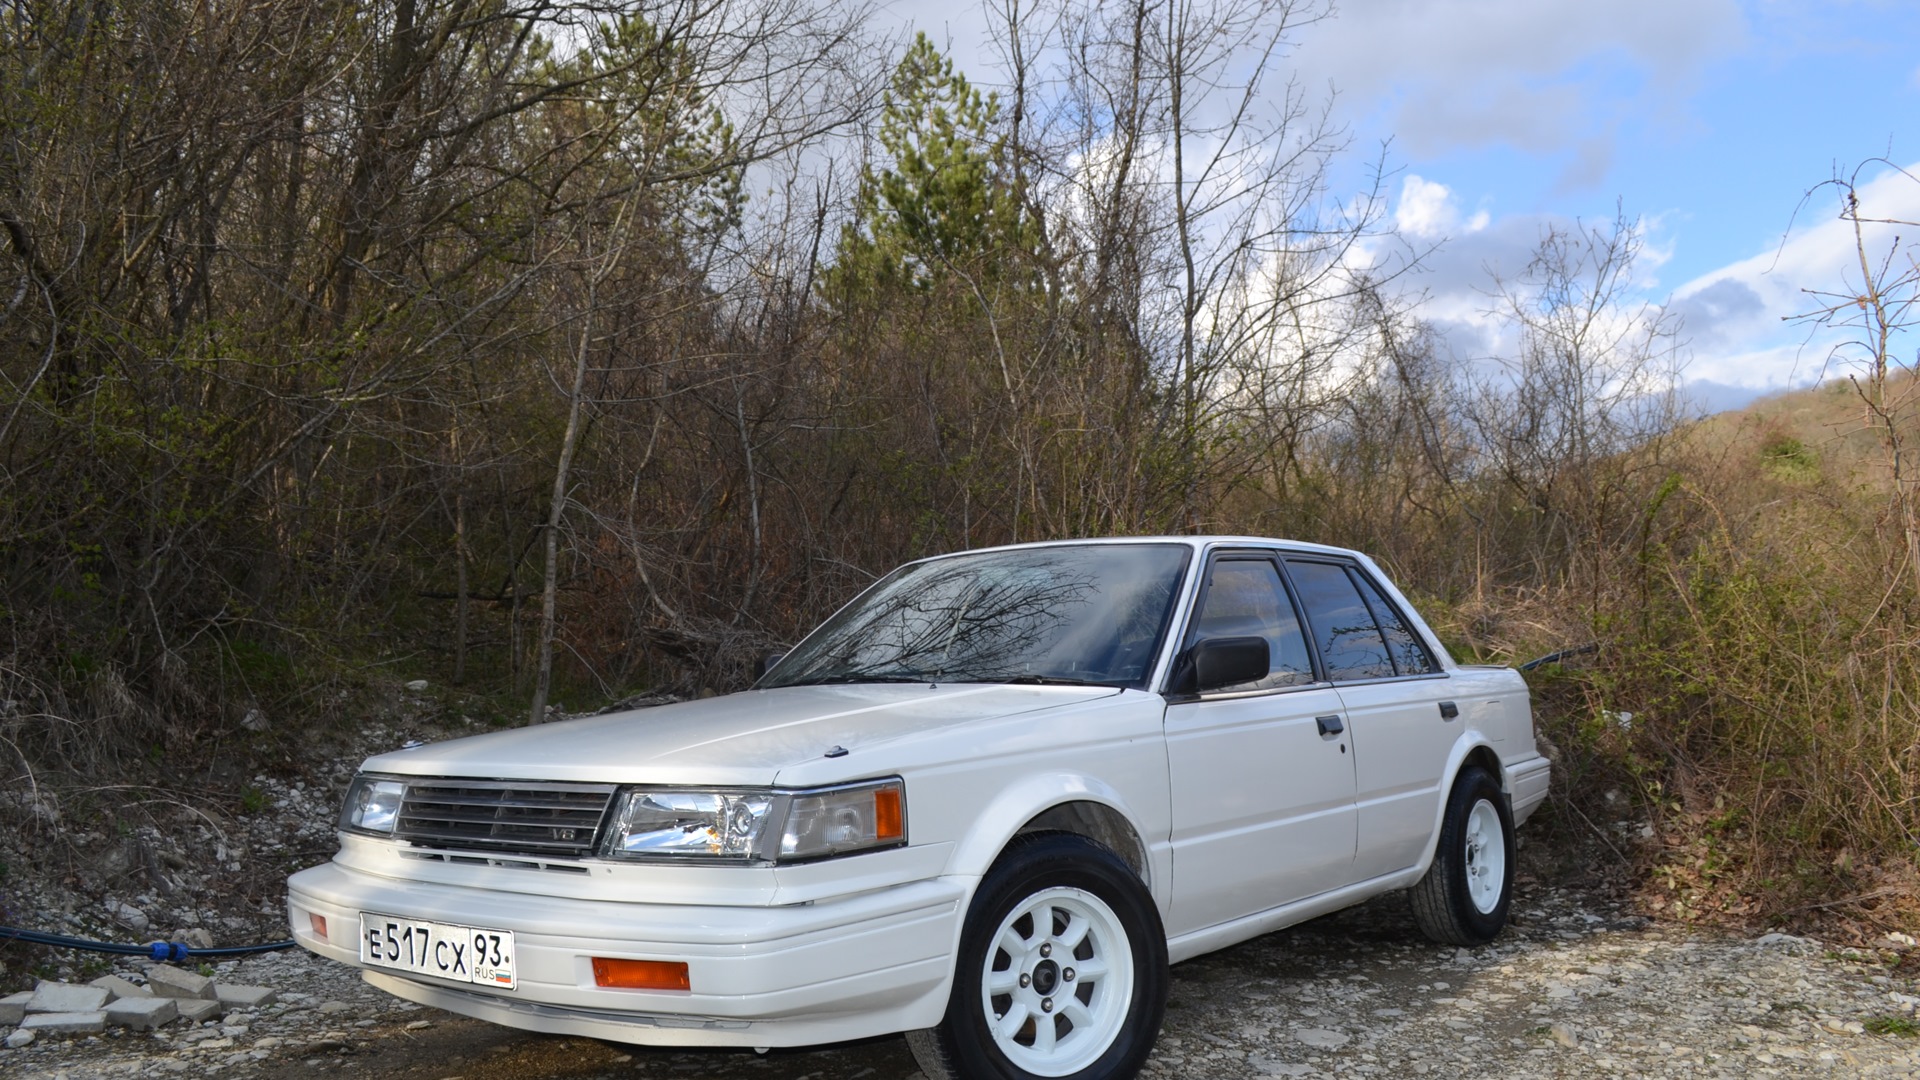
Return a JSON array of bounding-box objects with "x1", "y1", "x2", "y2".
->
[{"x1": 762, "y1": 543, "x2": 1191, "y2": 690}]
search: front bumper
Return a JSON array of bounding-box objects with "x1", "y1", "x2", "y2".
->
[{"x1": 286, "y1": 859, "x2": 967, "y2": 1048}]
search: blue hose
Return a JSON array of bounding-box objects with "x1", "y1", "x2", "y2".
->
[{"x1": 0, "y1": 924, "x2": 295, "y2": 960}]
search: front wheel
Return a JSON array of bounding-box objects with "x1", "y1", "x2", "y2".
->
[
  {"x1": 1410, "y1": 765, "x2": 1515, "y2": 946},
  {"x1": 907, "y1": 832, "x2": 1168, "y2": 1080}
]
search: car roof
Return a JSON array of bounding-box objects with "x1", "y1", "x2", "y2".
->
[{"x1": 910, "y1": 535, "x2": 1366, "y2": 562}]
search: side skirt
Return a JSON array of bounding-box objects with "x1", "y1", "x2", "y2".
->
[{"x1": 1164, "y1": 866, "x2": 1427, "y2": 965}]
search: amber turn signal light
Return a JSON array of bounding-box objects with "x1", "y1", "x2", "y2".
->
[
  {"x1": 308, "y1": 913, "x2": 328, "y2": 942},
  {"x1": 592, "y1": 957, "x2": 691, "y2": 991},
  {"x1": 874, "y1": 786, "x2": 904, "y2": 841}
]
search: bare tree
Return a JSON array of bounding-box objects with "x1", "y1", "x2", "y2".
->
[
  {"x1": 992, "y1": 0, "x2": 1394, "y2": 530},
  {"x1": 1790, "y1": 160, "x2": 1920, "y2": 593},
  {"x1": 1465, "y1": 211, "x2": 1686, "y2": 589}
]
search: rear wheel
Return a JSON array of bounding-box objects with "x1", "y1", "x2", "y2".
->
[
  {"x1": 907, "y1": 832, "x2": 1167, "y2": 1080},
  {"x1": 1410, "y1": 766, "x2": 1514, "y2": 946}
]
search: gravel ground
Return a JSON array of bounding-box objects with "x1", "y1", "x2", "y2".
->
[
  {"x1": 6, "y1": 880, "x2": 1919, "y2": 1078},
  {"x1": 3, "y1": 692, "x2": 1918, "y2": 1078}
]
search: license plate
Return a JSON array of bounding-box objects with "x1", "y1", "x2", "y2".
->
[{"x1": 359, "y1": 913, "x2": 516, "y2": 990}]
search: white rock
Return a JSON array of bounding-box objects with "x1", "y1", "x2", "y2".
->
[
  {"x1": 144, "y1": 965, "x2": 217, "y2": 1001},
  {"x1": 1292, "y1": 1028, "x2": 1350, "y2": 1049},
  {"x1": 108, "y1": 900, "x2": 151, "y2": 933},
  {"x1": 176, "y1": 998, "x2": 223, "y2": 1023},
  {"x1": 27, "y1": 982, "x2": 110, "y2": 1013},
  {"x1": 88, "y1": 975, "x2": 152, "y2": 1001},
  {"x1": 105, "y1": 996, "x2": 178, "y2": 1031},
  {"x1": 404, "y1": 680, "x2": 429, "y2": 691},
  {"x1": 4, "y1": 1028, "x2": 32, "y2": 1048},
  {"x1": 214, "y1": 984, "x2": 276, "y2": 1009},
  {"x1": 20, "y1": 1010, "x2": 107, "y2": 1035}
]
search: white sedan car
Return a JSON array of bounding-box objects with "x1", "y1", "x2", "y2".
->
[{"x1": 289, "y1": 537, "x2": 1549, "y2": 1080}]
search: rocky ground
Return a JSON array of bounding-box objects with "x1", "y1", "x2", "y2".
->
[
  {"x1": 4, "y1": 879, "x2": 1919, "y2": 1079},
  {"x1": 2, "y1": 689, "x2": 1918, "y2": 1078}
]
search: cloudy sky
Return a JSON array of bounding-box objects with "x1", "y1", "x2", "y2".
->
[{"x1": 885, "y1": 0, "x2": 1920, "y2": 412}]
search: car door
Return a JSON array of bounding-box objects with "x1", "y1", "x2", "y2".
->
[
  {"x1": 1283, "y1": 557, "x2": 1455, "y2": 881},
  {"x1": 1162, "y1": 552, "x2": 1357, "y2": 937}
]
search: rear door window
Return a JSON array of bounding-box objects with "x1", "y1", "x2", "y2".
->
[{"x1": 1283, "y1": 559, "x2": 1395, "y2": 681}]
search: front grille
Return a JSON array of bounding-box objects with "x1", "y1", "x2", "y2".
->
[{"x1": 394, "y1": 780, "x2": 617, "y2": 858}]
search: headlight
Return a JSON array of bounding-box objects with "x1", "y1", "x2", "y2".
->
[
  {"x1": 781, "y1": 781, "x2": 904, "y2": 858},
  {"x1": 604, "y1": 790, "x2": 776, "y2": 858},
  {"x1": 340, "y1": 775, "x2": 407, "y2": 835},
  {"x1": 603, "y1": 779, "x2": 905, "y2": 862}
]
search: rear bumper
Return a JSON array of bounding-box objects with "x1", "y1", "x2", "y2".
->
[
  {"x1": 286, "y1": 859, "x2": 967, "y2": 1047},
  {"x1": 1507, "y1": 754, "x2": 1551, "y2": 826}
]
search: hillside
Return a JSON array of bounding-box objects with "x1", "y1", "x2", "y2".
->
[{"x1": 1692, "y1": 368, "x2": 1918, "y2": 490}]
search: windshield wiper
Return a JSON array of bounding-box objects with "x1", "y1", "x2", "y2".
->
[
  {"x1": 947, "y1": 674, "x2": 1120, "y2": 687},
  {"x1": 778, "y1": 672, "x2": 930, "y2": 687}
]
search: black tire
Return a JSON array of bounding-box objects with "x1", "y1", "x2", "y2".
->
[
  {"x1": 1410, "y1": 766, "x2": 1515, "y2": 946},
  {"x1": 906, "y1": 832, "x2": 1168, "y2": 1080}
]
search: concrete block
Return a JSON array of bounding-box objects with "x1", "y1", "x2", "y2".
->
[
  {"x1": 20, "y1": 1010, "x2": 107, "y2": 1035},
  {"x1": 89, "y1": 975, "x2": 153, "y2": 1001},
  {"x1": 176, "y1": 998, "x2": 223, "y2": 1023},
  {"x1": 27, "y1": 982, "x2": 110, "y2": 1012},
  {"x1": 214, "y1": 984, "x2": 277, "y2": 1009},
  {"x1": 106, "y1": 996, "x2": 179, "y2": 1031},
  {"x1": 0, "y1": 991, "x2": 32, "y2": 1025},
  {"x1": 143, "y1": 965, "x2": 217, "y2": 1000}
]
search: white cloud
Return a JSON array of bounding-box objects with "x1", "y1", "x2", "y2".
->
[
  {"x1": 1380, "y1": 162, "x2": 1920, "y2": 403},
  {"x1": 1295, "y1": 0, "x2": 1746, "y2": 172},
  {"x1": 879, "y1": 0, "x2": 1749, "y2": 178},
  {"x1": 1671, "y1": 161, "x2": 1920, "y2": 388},
  {"x1": 1393, "y1": 175, "x2": 1488, "y2": 241}
]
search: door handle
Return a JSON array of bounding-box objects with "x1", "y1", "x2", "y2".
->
[
  {"x1": 1439, "y1": 701, "x2": 1459, "y2": 720},
  {"x1": 1315, "y1": 714, "x2": 1344, "y2": 736}
]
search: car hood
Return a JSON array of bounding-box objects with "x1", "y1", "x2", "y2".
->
[{"x1": 358, "y1": 683, "x2": 1122, "y2": 786}]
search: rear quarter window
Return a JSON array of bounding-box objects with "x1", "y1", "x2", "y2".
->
[{"x1": 1351, "y1": 568, "x2": 1438, "y2": 676}]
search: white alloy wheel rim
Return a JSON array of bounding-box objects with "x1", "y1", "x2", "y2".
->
[
  {"x1": 1464, "y1": 798, "x2": 1506, "y2": 914},
  {"x1": 980, "y1": 885, "x2": 1134, "y2": 1077}
]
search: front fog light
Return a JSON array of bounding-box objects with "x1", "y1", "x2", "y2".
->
[{"x1": 341, "y1": 776, "x2": 406, "y2": 834}]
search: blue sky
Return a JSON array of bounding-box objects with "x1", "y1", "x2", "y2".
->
[{"x1": 885, "y1": 0, "x2": 1920, "y2": 412}]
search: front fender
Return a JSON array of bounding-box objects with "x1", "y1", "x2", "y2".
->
[{"x1": 942, "y1": 770, "x2": 1167, "y2": 904}]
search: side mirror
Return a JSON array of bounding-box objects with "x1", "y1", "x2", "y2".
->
[
  {"x1": 1188, "y1": 636, "x2": 1269, "y2": 693},
  {"x1": 754, "y1": 651, "x2": 788, "y2": 681}
]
